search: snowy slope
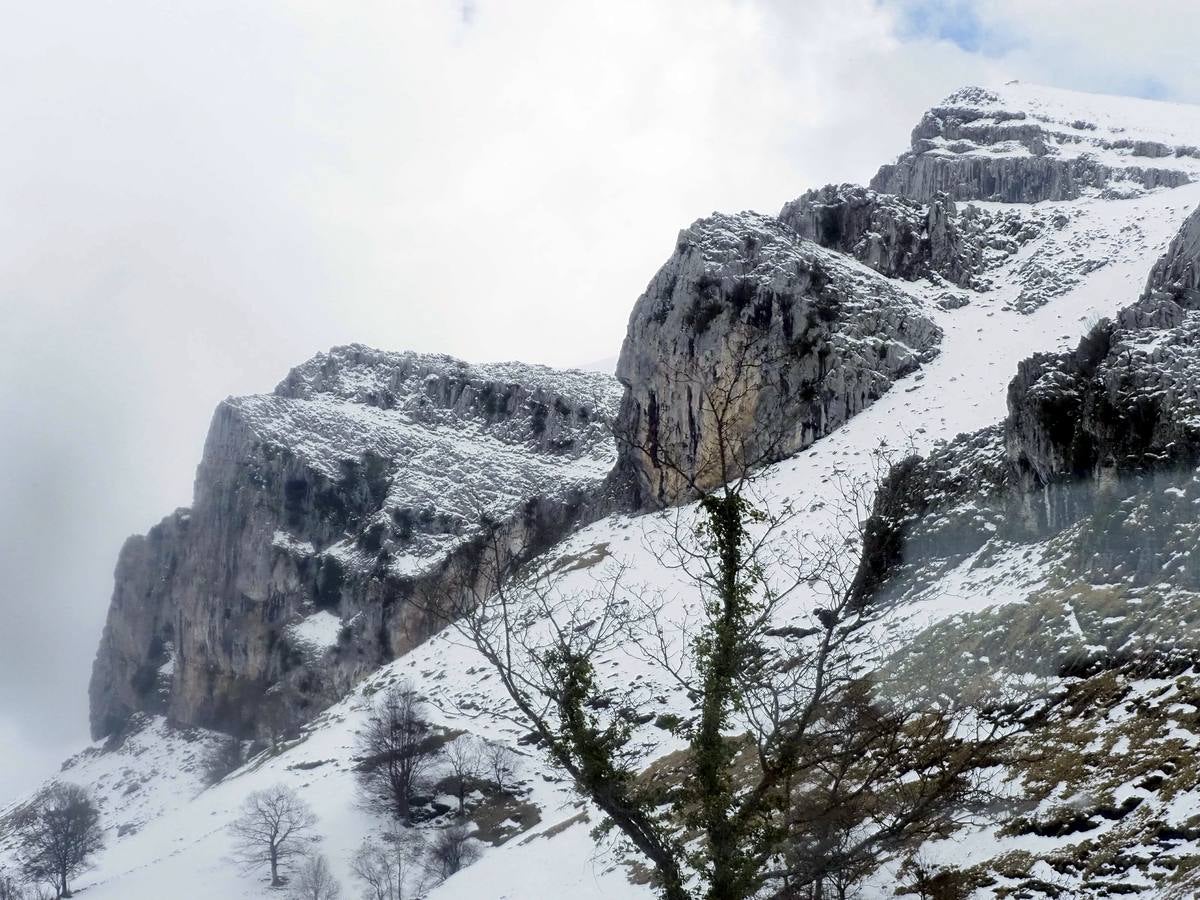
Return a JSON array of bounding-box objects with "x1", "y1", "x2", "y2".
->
[
  {"x1": 930, "y1": 82, "x2": 1200, "y2": 171},
  {"x1": 10, "y1": 84, "x2": 1200, "y2": 900},
  {"x1": 873, "y1": 82, "x2": 1200, "y2": 205}
]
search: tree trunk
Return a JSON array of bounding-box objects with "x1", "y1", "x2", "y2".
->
[
  {"x1": 270, "y1": 845, "x2": 280, "y2": 886},
  {"x1": 696, "y1": 492, "x2": 748, "y2": 900}
]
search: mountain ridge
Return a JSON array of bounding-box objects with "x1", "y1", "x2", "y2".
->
[{"x1": 11, "y1": 80, "x2": 1200, "y2": 899}]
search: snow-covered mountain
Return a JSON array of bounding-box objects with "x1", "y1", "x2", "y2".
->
[
  {"x1": 88, "y1": 348, "x2": 623, "y2": 742},
  {"x1": 9, "y1": 81, "x2": 1200, "y2": 899}
]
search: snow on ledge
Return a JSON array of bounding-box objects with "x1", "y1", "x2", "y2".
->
[{"x1": 286, "y1": 611, "x2": 343, "y2": 652}]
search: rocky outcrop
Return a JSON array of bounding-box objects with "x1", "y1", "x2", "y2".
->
[
  {"x1": 91, "y1": 82, "x2": 1200, "y2": 743},
  {"x1": 89, "y1": 347, "x2": 622, "y2": 739},
  {"x1": 859, "y1": 202, "x2": 1200, "y2": 609},
  {"x1": 613, "y1": 211, "x2": 941, "y2": 507},
  {"x1": 89, "y1": 510, "x2": 189, "y2": 738},
  {"x1": 871, "y1": 85, "x2": 1196, "y2": 203},
  {"x1": 1137, "y1": 203, "x2": 1200, "y2": 315},
  {"x1": 872, "y1": 153, "x2": 1189, "y2": 205},
  {"x1": 779, "y1": 185, "x2": 981, "y2": 286},
  {"x1": 779, "y1": 183, "x2": 1047, "y2": 292},
  {"x1": 1005, "y1": 207, "x2": 1200, "y2": 503}
]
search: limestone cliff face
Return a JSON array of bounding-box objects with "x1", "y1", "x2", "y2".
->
[
  {"x1": 89, "y1": 511, "x2": 189, "y2": 738},
  {"x1": 92, "y1": 82, "x2": 1200, "y2": 742},
  {"x1": 89, "y1": 347, "x2": 622, "y2": 739},
  {"x1": 613, "y1": 211, "x2": 941, "y2": 507},
  {"x1": 1005, "y1": 206, "x2": 1200, "y2": 506},
  {"x1": 780, "y1": 185, "x2": 979, "y2": 287},
  {"x1": 870, "y1": 85, "x2": 1198, "y2": 203},
  {"x1": 860, "y1": 201, "x2": 1200, "y2": 608},
  {"x1": 776, "y1": 183, "x2": 1053, "y2": 294},
  {"x1": 1138, "y1": 203, "x2": 1200, "y2": 313}
]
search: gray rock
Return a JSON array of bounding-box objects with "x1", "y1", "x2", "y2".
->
[
  {"x1": 89, "y1": 346, "x2": 622, "y2": 740},
  {"x1": 1136, "y1": 203, "x2": 1200, "y2": 319},
  {"x1": 779, "y1": 184, "x2": 1045, "y2": 291},
  {"x1": 89, "y1": 510, "x2": 189, "y2": 738},
  {"x1": 613, "y1": 211, "x2": 941, "y2": 507},
  {"x1": 859, "y1": 201, "x2": 1200, "y2": 609},
  {"x1": 871, "y1": 86, "x2": 1194, "y2": 203},
  {"x1": 779, "y1": 185, "x2": 979, "y2": 286},
  {"x1": 1005, "y1": 205, "x2": 1200, "y2": 504}
]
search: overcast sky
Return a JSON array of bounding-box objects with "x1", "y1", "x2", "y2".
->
[{"x1": 2, "y1": 0, "x2": 1200, "y2": 803}]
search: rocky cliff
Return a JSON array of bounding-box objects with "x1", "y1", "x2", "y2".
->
[
  {"x1": 831, "y1": 201, "x2": 1200, "y2": 895},
  {"x1": 779, "y1": 185, "x2": 981, "y2": 287},
  {"x1": 64, "y1": 82, "x2": 1200, "y2": 900},
  {"x1": 612, "y1": 211, "x2": 941, "y2": 506},
  {"x1": 870, "y1": 83, "x2": 1200, "y2": 203},
  {"x1": 89, "y1": 346, "x2": 622, "y2": 739},
  {"x1": 862, "y1": 197, "x2": 1200, "y2": 613},
  {"x1": 778, "y1": 183, "x2": 1056, "y2": 296},
  {"x1": 1005, "y1": 203, "x2": 1200, "y2": 519},
  {"x1": 92, "y1": 83, "x2": 1200, "y2": 739}
]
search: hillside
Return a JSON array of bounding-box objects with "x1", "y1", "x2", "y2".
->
[{"x1": 8, "y1": 81, "x2": 1200, "y2": 899}]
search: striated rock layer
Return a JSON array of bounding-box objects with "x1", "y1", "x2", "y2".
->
[
  {"x1": 89, "y1": 346, "x2": 623, "y2": 739},
  {"x1": 871, "y1": 83, "x2": 1200, "y2": 203},
  {"x1": 779, "y1": 185, "x2": 981, "y2": 287}
]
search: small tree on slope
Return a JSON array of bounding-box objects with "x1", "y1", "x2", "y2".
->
[
  {"x1": 443, "y1": 737, "x2": 483, "y2": 817},
  {"x1": 14, "y1": 782, "x2": 103, "y2": 898},
  {"x1": 289, "y1": 853, "x2": 341, "y2": 900},
  {"x1": 351, "y1": 826, "x2": 425, "y2": 900},
  {"x1": 229, "y1": 784, "x2": 317, "y2": 887},
  {"x1": 427, "y1": 330, "x2": 1018, "y2": 900},
  {"x1": 355, "y1": 681, "x2": 436, "y2": 822},
  {"x1": 202, "y1": 734, "x2": 246, "y2": 787}
]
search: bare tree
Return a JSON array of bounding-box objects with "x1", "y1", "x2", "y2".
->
[
  {"x1": 202, "y1": 735, "x2": 246, "y2": 786},
  {"x1": 289, "y1": 853, "x2": 341, "y2": 900},
  {"x1": 426, "y1": 824, "x2": 480, "y2": 882},
  {"x1": 351, "y1": 827, "x2": 424, "y2": 900},
  {"x1": 443, "y1": 737, "x2": 482, "y2": 817},
  {"x1": 0, "y1": 871, "x2": 24, "y2": 900},
  {"x1": 262, "y1": 696, "x2": 294, "y2": 755},
  {"x1": 0, "y1": 877, "x2": 54, "y2": 900},
  {"x1": 356, "y1": 682, "x2": 436, "y2": 821},
  {"x1": 425, "y1": 330, "x2": 1016, "y2": 900},
  {"x1": 482, "y1": 742, "x2": 518, "y2": 794},
  {"x1": 229, "y1": 784, "x2": 318, "y2": 888},
  {"x1": 14, "y1": 782, "x2": 104, "y2": 898}
]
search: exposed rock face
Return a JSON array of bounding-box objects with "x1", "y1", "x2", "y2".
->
[
  {"x1": 779, "y1": 185, "x2": 980, "y2": 286},
  {"x1": 861, "y1": 201, "x2": 1200, "y2": 608},
  {"x1": 779, "y1": 183, "x2": 1048, "y2": 293},
  {"x1": 871, "y1": 85, "x2": 1199, "y2": 203},
  {"x1": 872, "y1": 151, "x2": 1189, "y2": 205},
  {"x1": 89, "y1": 511, "x2": 189, "y2": 738},
  {"x1": 89, "y1": 346, "x2": 622, "y2": 739},
  {"x1": 1005, "y1": 209, "x2": 1200, "y2": 506},
  {"x1": 90, "y1": 82, "x2": 1200, "y2": 745},
  {"x1": 1139, "y1": 203, "x2": 1200, "y2": 312},
  {"x1": 614, "y1": 211, "x2": 941, "y2": 507}
]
